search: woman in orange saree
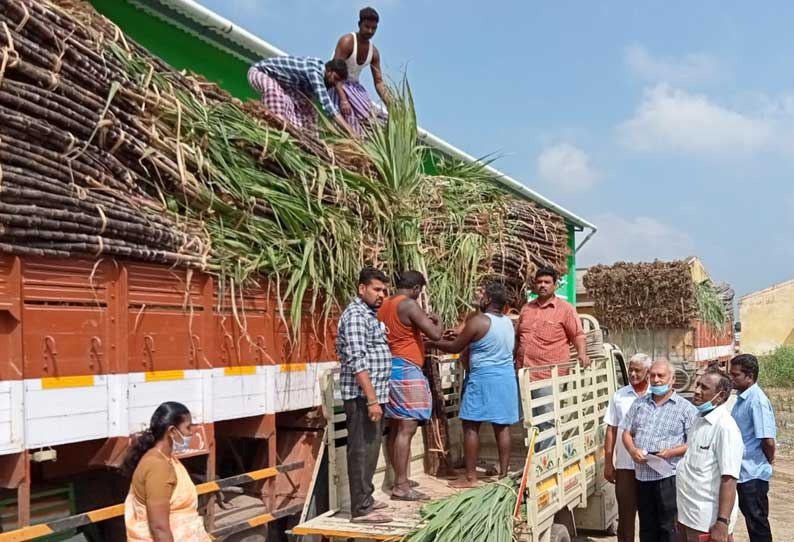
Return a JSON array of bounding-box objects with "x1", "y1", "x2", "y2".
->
[{"x1": 123, "y1": 402, "x2": 212, "y2": 542}]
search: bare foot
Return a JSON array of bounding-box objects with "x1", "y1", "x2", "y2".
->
[
  {"x1": 448, "y1": 477, "x2": 482, "y2": 489},
  {"x1": 350, "y1": 511, "x2": 393, "y2": 524}
]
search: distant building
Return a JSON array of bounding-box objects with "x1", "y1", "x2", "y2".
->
[{"x1": 739, "y1": 279, "x2": 794, "y2": 355}]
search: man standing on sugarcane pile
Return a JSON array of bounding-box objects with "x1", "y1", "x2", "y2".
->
[
  {"x1": 330, "y1": 6, "x2": 390, "y2": 134},
  {"x1": 676, "y1": 369, "x2": 743, "y2": 542},
  {"x1": 247, "y1": 56, "x2": 356, "y2": 136},
  {"x1": 603, "y1": 353, "x2": 651, "y2": 542},
  {"x1": 730, "y1": 354, "x2": 777, "y2": 542},
  {"x1": 621, "y1": 359, "x2": 698, "y2": 542},
  {"x1": 378, "y1": 271, "x2": 442, "y2": 502},
  {"x1": 336, "y1": 268, "x2": 393, "y2": 524},
  {"x1": 428, "y1": 282, "x2": 520, "y2": 489},
  {"x1": 515, "y1": 266, "x2": 589, "y2": 450}
]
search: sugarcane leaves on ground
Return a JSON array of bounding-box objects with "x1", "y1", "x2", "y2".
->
[{"x1": 402, "y1": 478, "x2": 523, "y2": 542}]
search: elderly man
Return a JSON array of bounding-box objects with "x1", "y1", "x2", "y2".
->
[
  {"x1": 336, "y1": 267, "x2": 392, "y2": 524},
  {"x1": 677, "y1": 369, "x2": 743, "y2": 542},
  {"x1": 621, "y1": 359, "x2": 697, "y2": 542},
  {"x1": 730, "y1": 354, "x2": 776, "y2": 542},
  {"x1": 603, "y1": 353, "x2": 650, "y2": 542}
]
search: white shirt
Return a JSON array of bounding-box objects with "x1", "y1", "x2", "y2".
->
[
  {"x1": 604, "y1": 384, "x2": 645, "y2": 470},
  {"x1": 676, "y1": 403, "x2": 744, "y2": 533}
]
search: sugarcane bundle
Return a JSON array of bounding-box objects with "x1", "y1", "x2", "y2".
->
[
  {"x1": 582, "y1": 260, "x2": 731, "y2": 330},
  {"x1": 0, "y1": 0, "x2": 577, "y2": 333},
  {"x1": 402, "y1": 477, "x2": 522, "y2": 542}
]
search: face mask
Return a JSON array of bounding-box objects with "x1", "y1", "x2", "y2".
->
[
  {"x1": 696, "y1": 393, "x2": 723, "y2": 414},
  {"x1": 649, "y1": 383, "x2": 670, "y2": 396},
  {"x1": 172, "y1": 429, "x2": 192, "y2": 454}
]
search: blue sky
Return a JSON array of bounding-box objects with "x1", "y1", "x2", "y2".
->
[{"x1": 201, "y1": 0, "x2": 794, "y2": 299}]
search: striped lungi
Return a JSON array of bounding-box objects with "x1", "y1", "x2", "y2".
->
[
  {"x1": 384, "y1": 357, "x2": 432, "y2": 421},
  {"x1": 247, "y1": 67, "x2": 318, "y2": 132},
  {"x1": 329, "y1": 80, "x2": 377, "y2": 135}
]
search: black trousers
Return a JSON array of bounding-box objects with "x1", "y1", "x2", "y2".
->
[
  {"x1": 344, "y1": 397, "x2": 384, "y2": 518},
  {"x1": 738, "y1": 479, "x2": 773, "y2": 542},
  {"x1": 637, "y1": 476, "x2": 677, "y2": 542}
]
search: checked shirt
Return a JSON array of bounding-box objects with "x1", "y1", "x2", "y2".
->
[{"x1": 336, "y1": 297, "x2": 392, "y2": 404}]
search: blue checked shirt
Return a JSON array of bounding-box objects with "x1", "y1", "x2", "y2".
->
[
  {"x1": 336, "y1": 297, "x2": 392, "y2": 404},
  {"x1": 621, "y1": 391, "x2": 698, "y2": 481},
  {"x1": 253, "y1": 56, "x2": 339, "y2": 117},
  {"x1": 731, "y1": 384, "x2": 777, "y2": 483}
]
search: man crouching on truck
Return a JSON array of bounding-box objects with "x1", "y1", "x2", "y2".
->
[
  {"x1": 378, "y1": 271, "x2": 443, "y2": 502},
  {"x1": 336, "y1": 267, "x2": 393, "y2": 524},
  {"x1": 428, "y1": 282, "x2": 519, "y2": 488}
]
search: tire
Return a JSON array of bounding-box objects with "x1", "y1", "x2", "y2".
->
[{"x1": 549, "y1": 523, "x2": 571, "y2": 542}]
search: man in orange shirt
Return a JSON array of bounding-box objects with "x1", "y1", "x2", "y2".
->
[
  {"x1": 378, "y1": 271, "x2": 443, "y2": 501},
  {"x1": 516, "y1": 266, "x2": 590, "y2": 449}
]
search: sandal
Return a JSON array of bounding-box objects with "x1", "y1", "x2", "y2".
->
[
  {"x1": 391, "y1": 488, "x2": 431, "y2": 502},
  {"x1": 350, "y1": 511, "x2": 393, "y2": 524}
]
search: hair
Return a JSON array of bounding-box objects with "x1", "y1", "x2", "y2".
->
[
  {"x1": 484, "y1": 282, "x2": 509, "y2": 310},
  {"x1": 703, "y1": 368, "x2": 733, "y2": 398},
  {"x1": 359, "y1": 6, "x2": 380, "y2": 23},
  {"x1": 122, "y1": 401, "x2": 190, "y2": 476},
  {"x1": 325, "y1": 59, "x2": 349, "y2": 80},
  {"x1": 650, "y1": 358, "x2": 674, "y2": 377},
  {"x1": 396, "y1": 270, "x2": 426, "y2": 290},
  {"x1": 534, "y1": 266, "x2": 559, "y2": 282},
  {"x1": 358, "y1": 266, "x2": 388, "y2": 286},
  {"x1": 628, "y1": 352, "x2": 651, "y2": 369},
  {"x1": 730, "y1": 353, "x2": 759, "y2": 381}
]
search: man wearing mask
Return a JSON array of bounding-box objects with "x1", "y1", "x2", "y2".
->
[
  {"x1": 730, "y1": 354, "x2": 776, "y2": 542},
  {"x1": 603, "y1": 353, "x2": 651, "y2": 542},
  {"x1": 621, "y1": 359, "x2": 698, "y2": 542},
  {"x1": 336, "y1": 267, "x2": 392, "y2": 524},
  {"x1": 676, "y1": 369, "x2": 743, "y2": 542}
]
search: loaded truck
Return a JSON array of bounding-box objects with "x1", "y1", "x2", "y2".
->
[
  {"x1": 579, "y1": 257, "x2": 734, "y2": 392},
  {"x1": 0, "y1": 0, "x2": 600, "y2": 540},
  {"x1": 293, "y1": 316, "x2": 627, "y2": 542}
]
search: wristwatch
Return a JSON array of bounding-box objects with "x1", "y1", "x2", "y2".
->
[{"x1": 716, "y1": 516, "x2": 730, "y2": 525}]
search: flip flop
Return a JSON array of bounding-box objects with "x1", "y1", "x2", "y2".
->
[
  {"x1": 391, "y1": 488, "x2": 431, "y2": 502},
  {"x1": 350, "y1": 512, "x2": 393, "y2": 524}
]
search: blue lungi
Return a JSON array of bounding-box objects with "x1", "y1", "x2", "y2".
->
[{"x1": 460, "y1": 363, "x2": 519, "y2": 425}]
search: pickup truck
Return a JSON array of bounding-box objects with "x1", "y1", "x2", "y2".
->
[{"x1": 293, "y1": 315, "x2": 627, "y2": 542}]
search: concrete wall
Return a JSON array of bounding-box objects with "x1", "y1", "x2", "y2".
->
[{"x1": 739, "y1": 279, "x2": 794, "y2": 355}]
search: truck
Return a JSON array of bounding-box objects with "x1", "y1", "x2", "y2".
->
[
  {"x1": 292, "y1": 316, "x2": 627, "y2": 542},
  {"x1": 578, "y1": 258, "x2": 734, "y2": 392},
  {"x1": 0, "y1": 1, "x2": 599, "y2": 540}
]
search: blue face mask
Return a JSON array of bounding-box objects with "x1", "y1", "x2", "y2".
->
[
  {"x1": 649, "y1": 383, "x2": 670, "y2": 396},
  {"x1": 172, "y1": 429, "x2": 192, "y2": 454},
  {"x1": 696, "y1": 393, "x2": 723, "y2": 415}
]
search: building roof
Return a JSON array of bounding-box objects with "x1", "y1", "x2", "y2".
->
[{"x1": 103, "y1": 0, "x2": 596, "y2": 235}]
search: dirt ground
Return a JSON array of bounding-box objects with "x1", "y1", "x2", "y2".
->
[{"x1": 578, "y1": 386, "x2": 794, "y2": 542}]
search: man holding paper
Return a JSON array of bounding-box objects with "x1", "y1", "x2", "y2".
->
[{"x1": 621, "y1": 359, "x2": 698, "y2": 542}]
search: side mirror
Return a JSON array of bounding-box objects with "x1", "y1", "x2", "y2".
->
[{"x1": 734, "y1": 322, "x2": 742, "y2": 333}]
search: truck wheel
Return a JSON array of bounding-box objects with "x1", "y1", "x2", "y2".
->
[{"x1": 549, "y1": 524, "x2": 571, "y2": 542}]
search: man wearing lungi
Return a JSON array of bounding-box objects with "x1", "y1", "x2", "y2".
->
[
  {"x1": 336, "y1": 267, "x2": 393, "y2": 524},
  {"x1": 331, "y1": 7, "x2": 390, "y2": 134},
  {"x1": 378, "y1": 271, "x2": 443, "y2": 502},
  {"x1": 428, "y1": 282, "x2": 520, "y2": 488},
  {"x1": 248, "y1": 56, "x2": 356, "y2": 136}
]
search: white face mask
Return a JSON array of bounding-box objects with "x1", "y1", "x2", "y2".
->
[{"x1": 172, "y1": 429, "x2": 192, "y2": 454}]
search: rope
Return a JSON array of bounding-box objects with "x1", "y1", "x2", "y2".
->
[
  {"x1": 94, "y1": 235, "x2": 104, "y2": 256},
  {"x1": 108, "y1": 128, "x2": 125, "y2": 154},
  {"x1": 0, "y1": 23, "x2": 21, "y2": 89},
  {"x1": 13, "y1": 0, "x2": 30, "y2": 31},
  {"x1": 95, "y1": 204, "x2": 108, "y2": 235}
]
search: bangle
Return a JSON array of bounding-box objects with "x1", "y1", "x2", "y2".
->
[{"x1": 366, "y1": 399, "x2": 378, "y2": 407}]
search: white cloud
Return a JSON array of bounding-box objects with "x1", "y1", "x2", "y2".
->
[
  {"x1": 536, "y1": 143, "x2": 600, "y2": 192},
  {"x1": 578, "y1": 213, "x2": 696, "y2": 266},
  {"x1": 625, "y1": 44, "x2": 724, "y2": 85},
  {"x1": 617, "y1": 84, "x2": 771, "y2": 155}
]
